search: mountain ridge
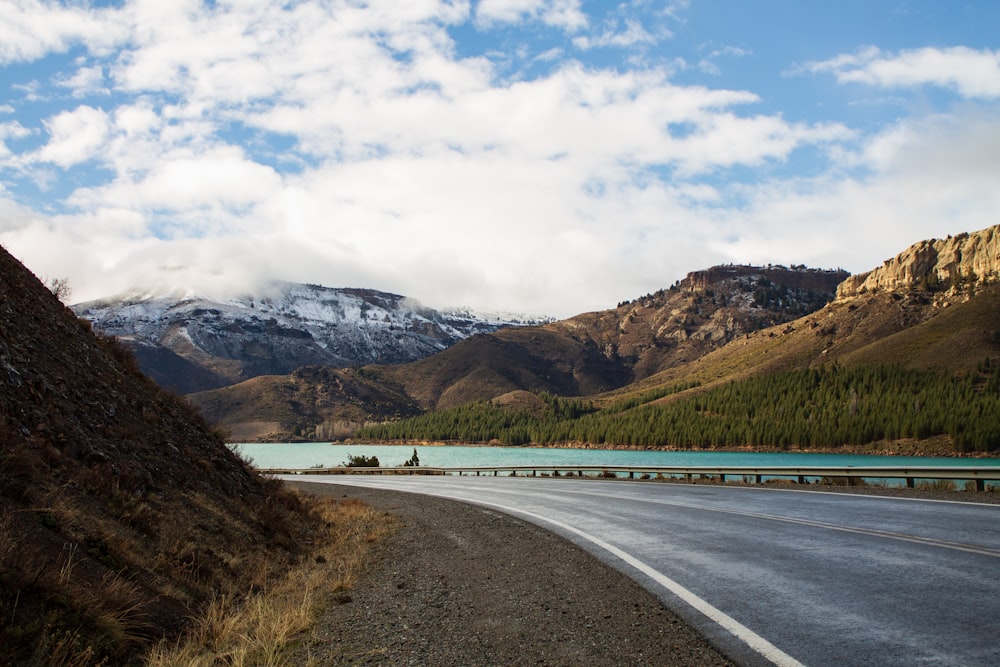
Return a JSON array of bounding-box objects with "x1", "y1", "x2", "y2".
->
[
  {"x1": 73, "y1": 281, "x2": 551, "y2": 393},
  {"x1": 355, "y1": 225, "x2": 1000, "y2": 454},
  {"x1": 189, "y1": 262, "x2": 848, "y2": 440},
  {"x1": 111, "y1": 224, "x2": 1000, "y2": 448}
]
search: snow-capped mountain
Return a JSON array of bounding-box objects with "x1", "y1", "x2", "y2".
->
[{"x1": 72, "y1": 281, "x2": 551, "y2": 393}]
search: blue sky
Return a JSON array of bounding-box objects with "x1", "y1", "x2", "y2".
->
[{"x1": 1, "y1": 1, "x2": 999, "y2": 317}]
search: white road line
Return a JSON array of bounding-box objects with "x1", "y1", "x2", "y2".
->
[
  {"x1": 551, "y1": 487, "x2": 1000, "y2": 558},
  {"x1": 296, "y1": 476, "x2": 804, "y2": 665},
  {"x1": 303, "y1": 476, "x2": 1000, "y2": 556},
  {"x1": 432, "y1": 490, "x2": 806, "y2": 667}
]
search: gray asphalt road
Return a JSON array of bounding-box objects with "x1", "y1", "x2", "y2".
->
[{"x1": 280, "y1": 475, "x2": 1000, "y2": 667}]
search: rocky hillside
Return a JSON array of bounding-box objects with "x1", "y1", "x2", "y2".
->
[
  {"x1": 0, "y1": 245, "x2": 317, "y2": 663},
  {"x1": 191, "y1": 264, "x2": 845, "y2": 440},
  {"x1": 376, "y1": 264, "x2": 846, "y2": 409},
  {"x1": 357, "y1": 225, "x2": 1000, "y2": 454},
  {"x1": 73, "y1": 283, "x2": 550, "y2": 393},
  {"x1": 609, "y1": 225, "x2": 1000, "y2": 409},
  {"x1": 191, "y1": 365, "x2": 423, "y2": 442},
  {"x1": 838, "y1": 226, "x2": 1000, "y2": 297},
  {"x1": 552, "y1": 264, "x2": 847, "y2": 380}
]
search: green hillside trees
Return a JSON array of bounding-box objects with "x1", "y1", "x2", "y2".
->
[{"x1": 357, "y1": 365, "x2": 1000, "y2": 452}]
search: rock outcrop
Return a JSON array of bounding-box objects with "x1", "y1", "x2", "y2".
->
[
  {"x1": 685, "y1": 265, "x2": 848, "y2": 294},
  {"x1": 837, "y1": 225, "x2": 1000, "y2": 298},
  {"x1": 554, "y1": 264, "x2": 848, "y2": 380}
]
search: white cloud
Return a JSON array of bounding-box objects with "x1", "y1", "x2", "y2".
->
[
  {"x1": 0, "y1": 191, "x2": 41, "y2": 234},
  {"x1": 572, "y1": 18, "x2": 658, "y2": 50},
  {"x1": 0, "y1": 1, "x2": 857, "y2": 315},
  {"x1": 698, "y1": 45, "x2": 751, "y2": 75},
  {"x1": 714, "y1": 109, "x2": 1000, "y2": 274},
  {"x1": 0, "y1": 0, "x2": 126, "y2": 64},
  {"x1": 5, "y1": 109, "x2": 998, "y2": 316},
  {"x1": 476, "y1": 0, "x2": 587, "y2": 31},
  {"x1": 34, "y1": 105, "x2": 110, "y2": 168},
  {"x1": 69, "y1": 145, "x2": 283, "y2": 215},
  {"x1": 658, "y1": 0, "x2": 690, "y2": 22},
  {"x1": 2, "y1": 1, "x2": 995, "y2": 320},
  {"x1": 0, "y1": 120, "x2": 31, "y2": 160},
  {"x1": 56, "y1": 64, "x2": 109, "y2": 98},
  {"x1": 809, "y1": 46, "x2": 1000, "y2": 99}
]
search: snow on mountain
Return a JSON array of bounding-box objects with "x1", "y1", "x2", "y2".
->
[{"x1": 72, "y1": 281, "x2": 552, "y2": 391}]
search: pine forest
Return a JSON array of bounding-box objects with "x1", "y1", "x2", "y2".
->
[{"x1": 357, "y1": 364, "x2": 1000, "y2": 453}]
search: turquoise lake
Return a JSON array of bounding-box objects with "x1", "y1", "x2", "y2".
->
[{"x1": 233, "y1": 442, "x2": 1000, "y2": 473}]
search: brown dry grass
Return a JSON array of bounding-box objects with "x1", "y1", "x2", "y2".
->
[
  {"x1": 0, "y1": 503, "x2": 171, "y2": 664},
  {"x1": 146, "y1": 491, "x2": 396, "y2": 667}
]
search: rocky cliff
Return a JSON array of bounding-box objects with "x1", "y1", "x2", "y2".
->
[
  {"x1": 685, "y1": 265, "x2": 848, "y2": 293},
  {"x1": 837, "y1": 225, "x2": 1000, "y2": 298},
  {"x1": 554, "y1": 264, "x2": 848, "y2": 380}
]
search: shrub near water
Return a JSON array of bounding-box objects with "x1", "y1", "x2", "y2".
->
[{"x1": 342, "y1": 454, "x2": 380, "y2": 467}]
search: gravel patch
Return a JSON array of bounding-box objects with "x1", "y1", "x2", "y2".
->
[
  {"x1": 286, "y1": 481, "x2": 734, "y2": 666},
  {"x1": 285, "y1": 479, "x2": 998, "y2": 665}
]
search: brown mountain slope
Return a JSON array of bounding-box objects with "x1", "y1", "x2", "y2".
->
[
  {"x1": 194, "y1": 224, "x2": 1000, "y2": 443},
  {"x1": 605, "y1": 290, "x2": 944, "y2": 403},
  {"x1": 189, "y1": 365, "x2": 422, "y2": 442},
  {"x1": 0, "y1": 245, "x2": 317, "y2": 664},
  {"x1": 378, "y1": 264, "x2": 845, "y2": 410},
  {"x1": 603, "y1": 226, "x2": 1000, "y2": 407},
  {"x1": 552, "y1": 265, "x2": 846, "y2": 379},
  {"x1": 193, "y1": 265, "x2": 844, "y2": 440},
  {"x1": 378, "y1": 326, "x2": 633, "y2": 410}
]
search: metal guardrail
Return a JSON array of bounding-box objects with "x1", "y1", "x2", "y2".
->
[{"x1": 260, "y1": 464, "x2": 1000, "y2": 492}]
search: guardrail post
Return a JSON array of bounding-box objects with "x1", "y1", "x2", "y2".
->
[
  {"x1": 906, "y1": 477, "x2": 915, "y2": 489},
  {"x1": 976, "y1": 478, "x2": 985, "y2": 492},
  {"x1": 798, "y1": 475, "x2": 805, "y2": 484},
  {"x1": 756, "y1": 474, "x2": 763, "y2": 484}
]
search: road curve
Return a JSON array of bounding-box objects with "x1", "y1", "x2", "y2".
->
[{"x1": 279, "y1": 475, "x2": 1000, "y2": 666}]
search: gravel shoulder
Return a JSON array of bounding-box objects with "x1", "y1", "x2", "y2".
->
[{"x1": 286, "y1": 481, "x2": 735, "y2": 666}]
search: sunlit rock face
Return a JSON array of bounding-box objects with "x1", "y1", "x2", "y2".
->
[{"x1": 837, "y1": 225, "x2": 1000, "y2": 298}]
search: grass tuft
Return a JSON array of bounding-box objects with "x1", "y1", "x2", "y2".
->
[{"x1": 146, "y1": 491, "x2": 395, "y2": 667}]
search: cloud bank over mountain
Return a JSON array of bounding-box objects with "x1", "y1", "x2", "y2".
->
[{"x1": 1, "y1": 1, "x2": 999, "y2": 317}]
